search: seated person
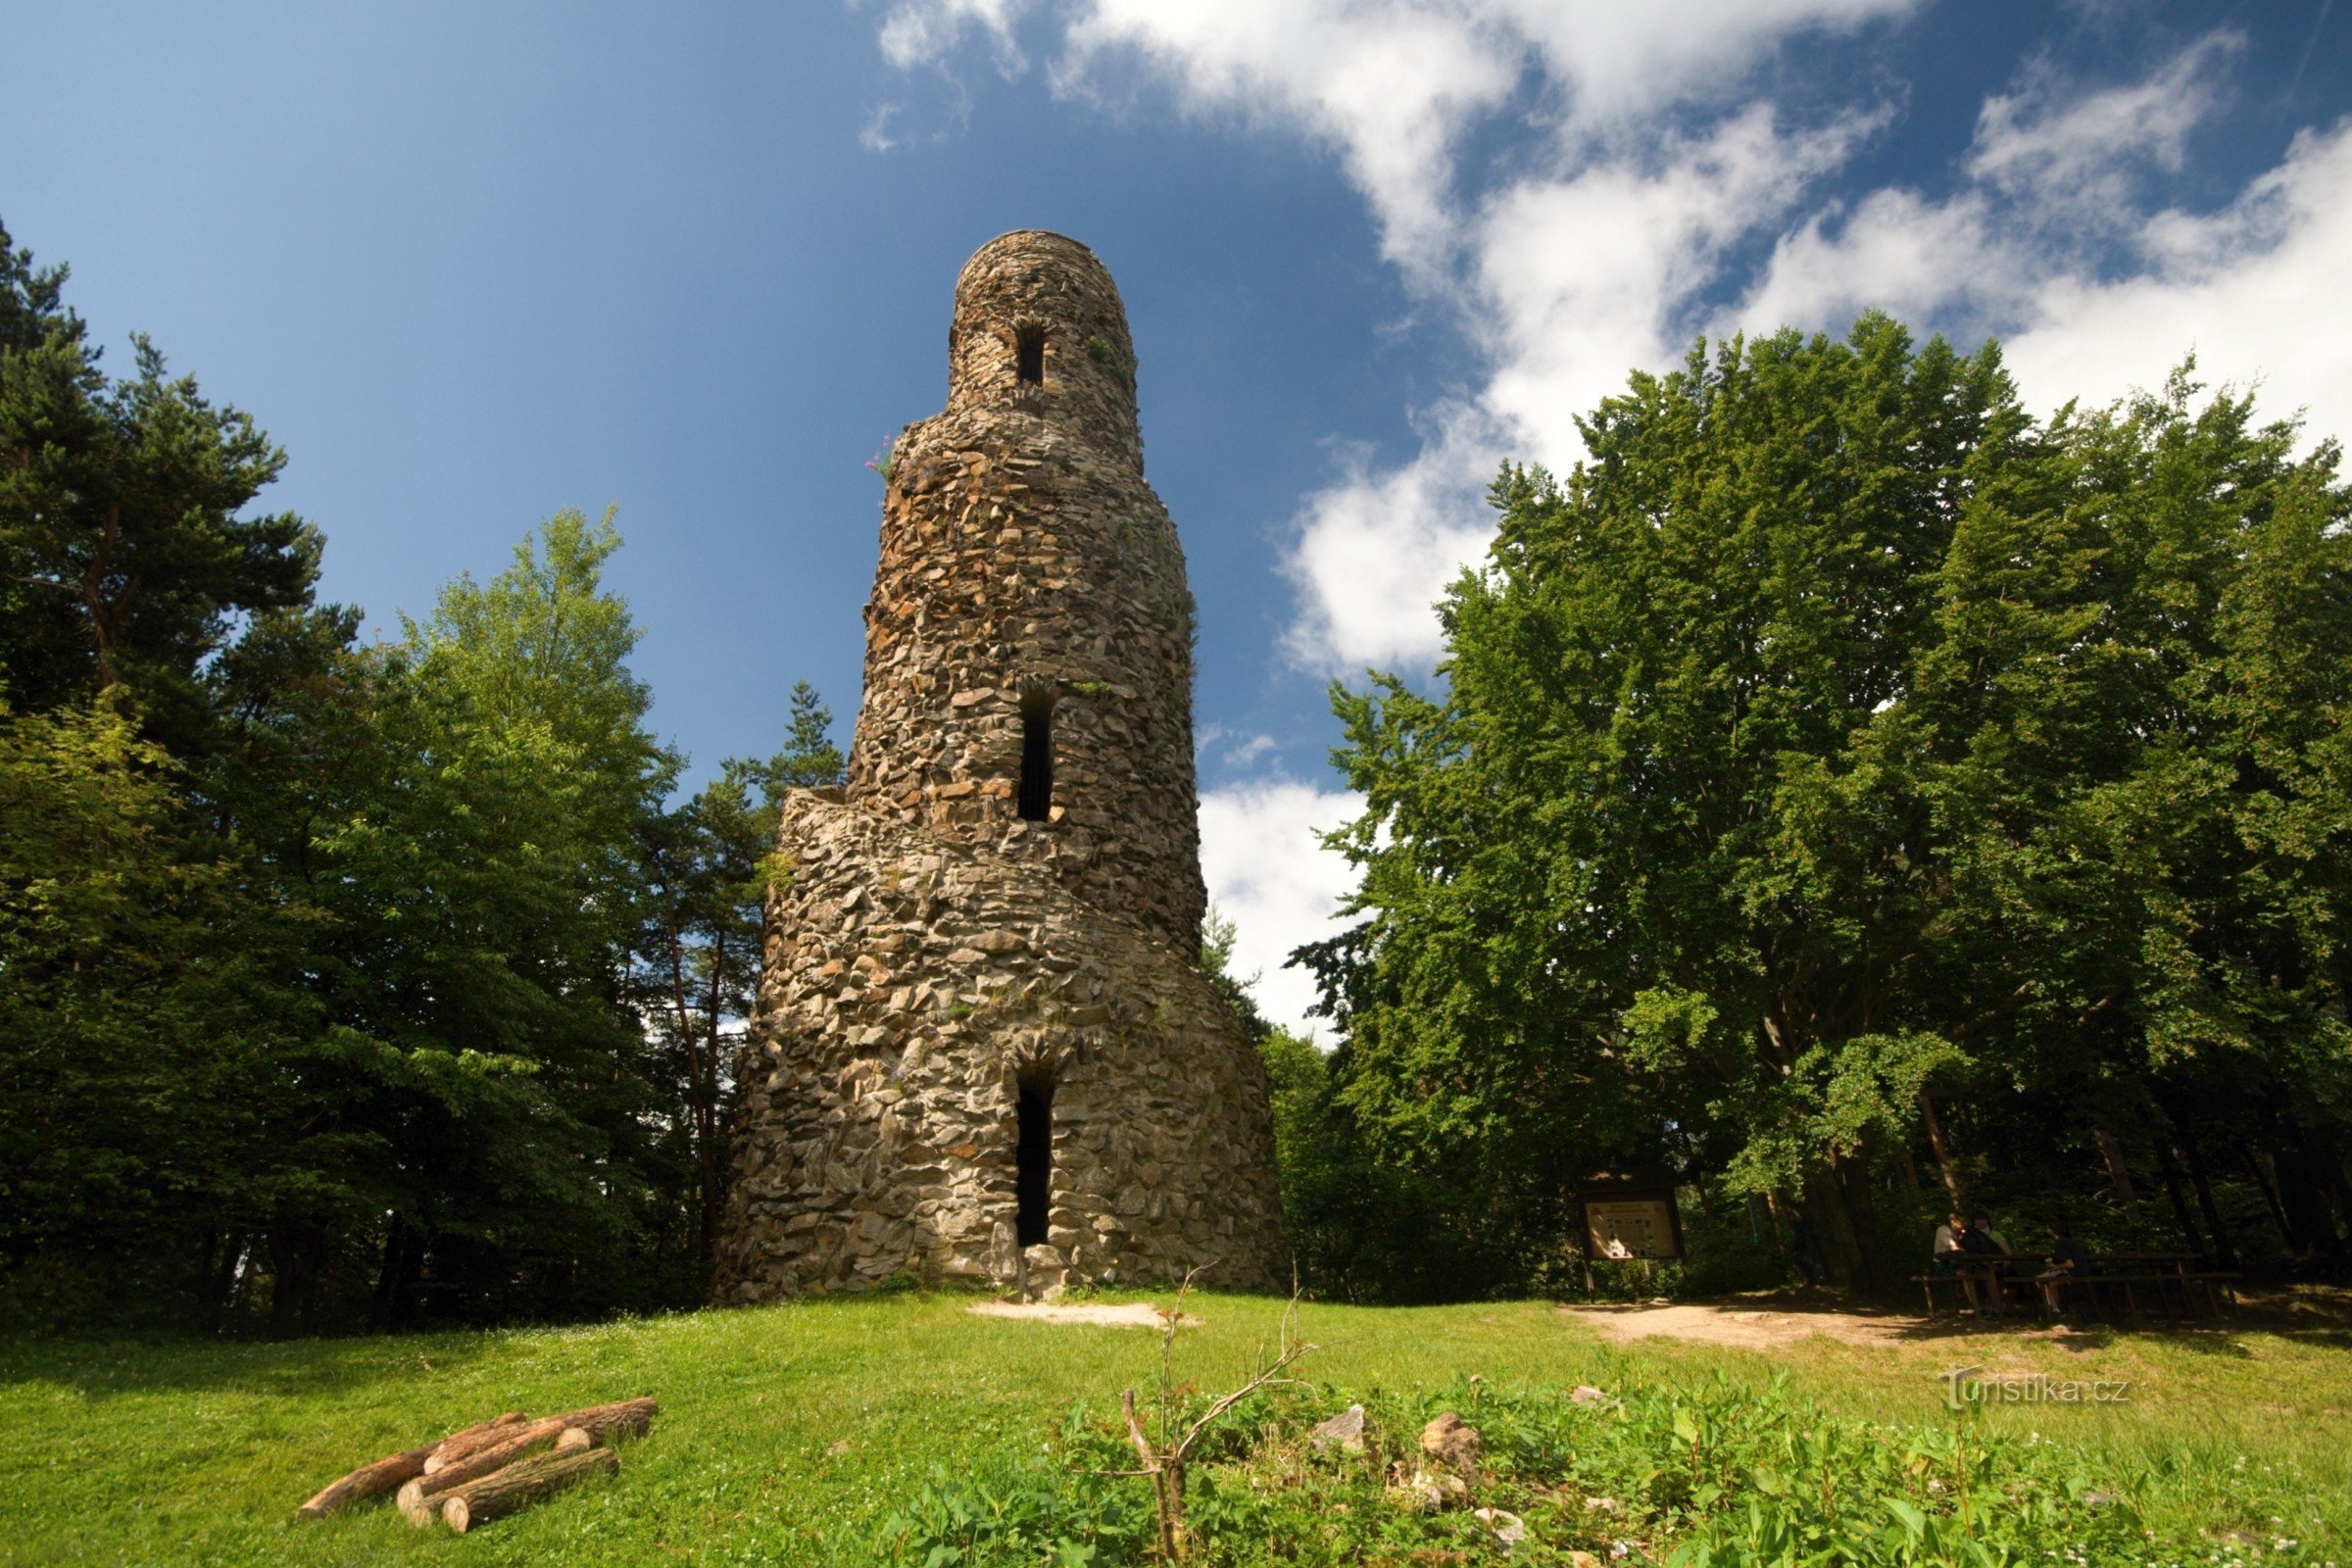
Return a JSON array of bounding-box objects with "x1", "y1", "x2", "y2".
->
[
  {"x1": 1971, "y1": 1212, "x2": 2013, "y2": 1254},
  {"x1": 1930, "y1": 1212, "x2": 1968, "y2": 1275},
  {"x1": 1954, "y1": 1213, "x2": 2008, "y2": 1312},
  {"x1": 2034, "y1": 1217, "x2": 2091, "y2": 1315}
]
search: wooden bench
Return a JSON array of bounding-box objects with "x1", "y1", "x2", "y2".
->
[
  {"x1": 1914, "y1": 1262, "x2": 2241, "y2": 1321},
  {"x1": 2042, "y1": 1270, "x2": 2240, "y2": 1319},
  {"x1": 1912, "y1": 1262, "x2": 2021, "y2": 1317}
]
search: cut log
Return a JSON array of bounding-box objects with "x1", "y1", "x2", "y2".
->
[
  {"x1": 545, "y1": 1395, "x2": 658, "y2": 1444},
  {"x1": 296, "y1": 1442, "x2": 433, "y2": 1521},
  {"x1": 421, "y1": 1410, "x2": 530, "y2": 1473},
  {"x1": 401, "y1": 1422, "x2": 568, "y2": 1524},
  {"x1": 441, "y1": 1446, "x2": 619, "y2": 1534},
  {"x1": 398, "y1": 1403, "x2": 652, "y2": 1524},
  {"x1": 295, "y1": 1412, "x2": 523, "y2": 1521}
]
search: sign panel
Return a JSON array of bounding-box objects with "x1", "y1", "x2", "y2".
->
[{"x1": 1584, "y1": 1196, "x2": 1680, "y2": 1259}]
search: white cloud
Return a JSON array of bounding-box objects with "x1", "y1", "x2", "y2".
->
[
  {"x1": 875, "y1": 0, "x2": 1030, "y2": 72},
  {"x1": 1286, "y1": 104, "x2": 1881, "y2": 667},
  {"x1": 869, "y1": 10, "x2": 2343, "y2": 672},
  {"x1": 1282, "y1": 410, "x2": 1503, "y2": 669},
  {"x1": 1199, "y1": 781, "x2": 1363, "y2": 1040},
  {"x1": 2005, "y1": 118, "x2": 2352, "y2": 438},
  {"x1": 1736, "y1": 187, "x2": 2013, "y2": 339},
  {"x1": 1730, "y1": 37, "x2": 2352, "y2": 443},
  {"x1": 1034, "y1": 2, "x2": 1918, "y2": 668},
  {"x1": 1968, "y1": 33, "x2": 2240, "y2": 209}
]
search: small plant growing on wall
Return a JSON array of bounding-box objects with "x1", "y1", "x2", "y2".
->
[
  {"x1": 1086, "y1": 335, "x2": 1136, "y2": 388},
  {"x1": 864, "y1": 436, "x2": 897, "y2": 482}
]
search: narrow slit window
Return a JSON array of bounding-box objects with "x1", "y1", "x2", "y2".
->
[
  {"x1": 1017, "y1": 693, "x2": 1054, "y2": 821},
  {"x1": 1015, "y1": 1077, "x2": 1054, "y2": 1248},
  {"x1": 1014, "y1": 322, "x2": 1045, "y2": 384}
]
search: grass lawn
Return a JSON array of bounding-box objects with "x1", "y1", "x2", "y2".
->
[{"x1": 3, "y1": 1289, "x2": 2348, "y2": 1565}]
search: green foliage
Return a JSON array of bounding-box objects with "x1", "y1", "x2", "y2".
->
[
  {"x1": 0, "y1": 212, "x2": 864, "y2": 1332},
  {"x1": 873, "y1": 1438, "x2": 1149, "y2": 1568},
  {"x1": 1086, "y1": 334, "x2": 1136, "y2": 388},
  {"x1": 637, "y1": 679, "x2": 844, "y2": 1273},
  {"x1": 1306, "y1": 315, "x2": 2352, "y2": 1292},
  {"x1": 3, "y1": 1290, "x2": 2347, "y2": 1563},
  {"x1": 0, "y1": 695, "x2": 297, "y2": 1329},
  {"x1": 866, "y1": 1368, "x2": 2298, "y2": 1567},
  {"x1": 0, "y1": 220, "x2": 323, "y2": 754}
]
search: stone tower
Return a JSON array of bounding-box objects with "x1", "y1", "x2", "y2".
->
[{"x1": 713, "y1": 231, "x2": 1289, "y2": 1300}]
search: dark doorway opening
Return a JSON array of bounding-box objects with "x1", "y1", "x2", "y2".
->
[
  {"x1": 1017, "y1": 692, "x2": 1054, "y2": 821},
  {"x1": 1014, "y1": 322, "x2": 1045, "y2": 384},
  {"x1": 1016, "y1": 1077, "x2": 1054, "y2": 1248}
]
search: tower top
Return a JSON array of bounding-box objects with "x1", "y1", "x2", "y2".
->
[{"x1": 945, "y1": 230, "x2": 1141, "y2": 466}]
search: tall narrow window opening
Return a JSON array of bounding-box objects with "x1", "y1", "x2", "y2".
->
[
  {"x1": 1015, "y1": 1076, "x2": 1054, "y2": 1247},
  {"x1": 1014, "y1": 322, "x2": 1046, "y2": 384},
  {"x1": 1017, "y1": 691, "x2": 1054, "y2": 822}
]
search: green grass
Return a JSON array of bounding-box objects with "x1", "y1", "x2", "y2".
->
[{"x1": 3, "y1": 1291, "x2": 2348, "y2": 1565}]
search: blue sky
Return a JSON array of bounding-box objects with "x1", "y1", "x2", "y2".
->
[{"x1": 6, "y1": 1, "x2": 2347, "y2": 1032}]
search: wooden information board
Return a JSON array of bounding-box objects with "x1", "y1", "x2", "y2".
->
[{"x1": 1582, "y1": 1191, "x2": 1681, "y2": 1260}]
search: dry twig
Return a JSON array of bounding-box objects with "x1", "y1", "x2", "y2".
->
[{"x1": 1119, "y1": 1270, "x2": 1316, "y2": 1561}]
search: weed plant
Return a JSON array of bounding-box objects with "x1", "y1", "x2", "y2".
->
[{"x1": 876, "y1": 1374, "x2": 2320, "y2": 1568}]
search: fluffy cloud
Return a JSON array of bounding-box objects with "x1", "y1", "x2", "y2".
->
[
  {"x1": 980, "y1": 2, "x2": 1917, "y2": 668},
  {"x1": 1735, "y1": 35, "x2": 2352, "y2": 442},
  {"x1": 871, "y1": 6, "x2": 2342, "y2": 672},
  {"x1": 1198, "y1": 781, "x2": 1362, "y2": 1039},
  {"x1": 2003, "y1": 119, "x2": 2352, "y2": 436},
  {"x1": 875, "y1": 0, "x2": 1028, "y2": 71}
]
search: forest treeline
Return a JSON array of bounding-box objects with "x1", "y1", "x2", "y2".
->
[
  {"x1": 8, "y1": 221, "x2": 2351, "y2": 1333},
  {"x1": 1267, "y1": 317, "x2": 2352, "y2": 1298},
  {"x1": 0, "y1": 221, "x2": 843, "y2": 1333}
]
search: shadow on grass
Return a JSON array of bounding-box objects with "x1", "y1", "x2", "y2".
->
[{"x1": 0, "y1": 1325, "x2": 513, "y2": 1402}]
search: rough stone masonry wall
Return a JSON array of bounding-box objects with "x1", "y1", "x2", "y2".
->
[
  {"x1": 844, "y1": 231, "x2": 1203, "y2": 950},
  {"x1": 711, "y1": 792, "x2": 1288, "y2": 1298},
  {"x1": 714, "y1": 231, "x2": 1289, "y2": 1299}
]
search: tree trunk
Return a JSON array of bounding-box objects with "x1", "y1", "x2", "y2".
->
[
  {"x1": 2152, "y1": 1139, "x2": 2206, "y2": 1255},
  {"x1": 1917, "y1": 1092, "x2": 1964, "y2": 1208},
  {"x1": 267, "y1": 1218, "x2": 325, "y2": 1339},
  {"x1": 426, "y1": 1397, "x2": 651, "y2": 1474},
  {"x1": 1836, "y1": 1145, "x2": 1885, "y2": 1290},
  {"x1": 297, "y1": 1443, "x2": 435, "y2": 1521},
  {"x1": 2090, "y1": 1127, "x2": 2142, "y2": 1226},
  {"x1": 1800, "y1": 1159, "x2": 1874, "y2": 1292},
  {"x1": 2278, "y1": 1135, "x2": 2348, "y2": 1259},
  {"x1": 2246, "y1": 1148, "x2": 2298, "y2": 1254},
  {"x1": 368, "y1": 1215, "x2": 418, "y2": 1333},
  {"x1": 700, "y1": 940, "x2": 727, "y2": 1266},
  {"x1": 1893, "y1": 1143, "x2": 1925, "y2": 1203},
  {"x1": 2178, "y1": 1132, "x2": 2238, "y2": 1266},
  {"x1": 421, "y1": 1411, "x2": 532, "y2": 1472},
  {"x1": 440, "y1": 1446, "x2": 618, "y2": 1534},
  {"x1": 201, "y1": 1234, "x2": 245, "y2": 1337}
]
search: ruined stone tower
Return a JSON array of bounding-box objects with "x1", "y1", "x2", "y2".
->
[{"x1": 712, "y1": 231, "x2": 1289, "y2": 1299}]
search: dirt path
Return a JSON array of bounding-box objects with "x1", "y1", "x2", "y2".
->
[
  {"x1": 1563, "y1": 1301, "x2": 1932, "y2": 1349},
  {"x1": 967, "y1": 1300, "x2": 1200, "y2": 1329}
]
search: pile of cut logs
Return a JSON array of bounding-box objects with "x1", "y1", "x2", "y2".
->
[{"x1": 294, "y1": 1396, "x2": 655, "y2": 1534}]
